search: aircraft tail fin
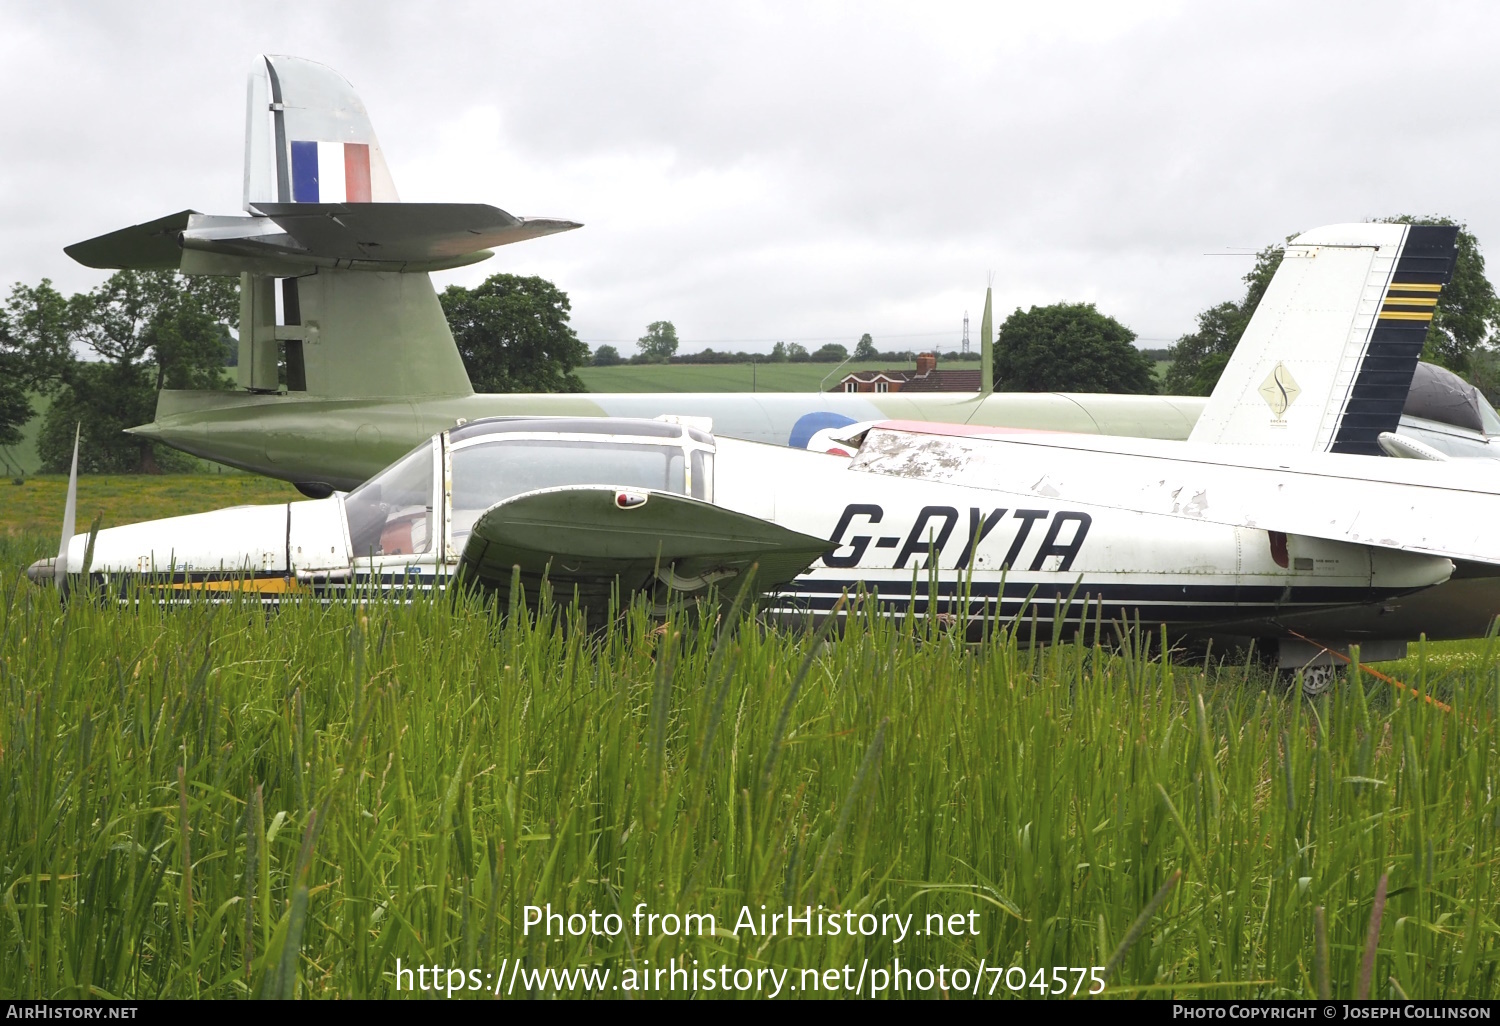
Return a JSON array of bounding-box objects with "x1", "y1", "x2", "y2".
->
[
  {"x1": 245, "y1": 55, "x2": 400, "y2": 208},
  {"x1": 66, "y1": 55, "x2": 584, "y2": 401},
  {"x1": 1187, "y1": 223, "x2": 1459, "y2": 454}
]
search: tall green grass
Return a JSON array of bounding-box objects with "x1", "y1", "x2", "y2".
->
[{"x1": 1, "y1": 538, "x2": 1498, "y2": 999}]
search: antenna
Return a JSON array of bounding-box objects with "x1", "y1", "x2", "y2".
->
[
  {"x1": 980, "y1": 273, "x2": 994, "y2": 395},
  {"x1": 961, "y1": 311, "x2": 970, "y2": 355}
]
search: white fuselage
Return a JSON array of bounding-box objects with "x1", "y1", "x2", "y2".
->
[{"x1": 59, "y1": 435, "x2": 1464, "y2": 651}]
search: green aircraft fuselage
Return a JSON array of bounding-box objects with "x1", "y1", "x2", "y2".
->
[{"x1": 130, "y1": 387, "x2": 1207, "y2": 492}]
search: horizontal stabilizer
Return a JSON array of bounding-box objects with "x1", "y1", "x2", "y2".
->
[
  {"x1": 249, "y1": 202, "x2": 581, "y2": 261},
  {"x1": 851, "y1": 425, "x2": 1500, "y2": 567},
  {"x1": 457, "y1": 486, "x2": 830, "y2": 608},
  {"x1": 64, "y1": 210, "x2": 196, "y2": 270},
  {"x1": 66, "y1": 205, "x2": 580, "y2": 275},
  {"x1": 1377, "y1": 432, "x2": 1448, "y2": 461}
]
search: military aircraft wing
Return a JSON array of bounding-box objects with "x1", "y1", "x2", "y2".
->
[{"x1": 455, "y1": 485, "x2": 831, "y2": 610}]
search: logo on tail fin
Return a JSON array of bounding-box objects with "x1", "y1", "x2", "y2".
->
[{"x1": 1258, "y1": 362, "x2": 1301, "y2": 420}]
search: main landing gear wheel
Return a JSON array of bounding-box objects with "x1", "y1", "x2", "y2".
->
[{"x1": 1296, "y1": 663, "x2": 1339, "y2": 698}]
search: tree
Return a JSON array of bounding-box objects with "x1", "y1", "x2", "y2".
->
[
  {"x1": 592, "y1": 344, "x2": 623, "y2": 366},
  {"x1": 0, "y1": 355, "x2": 30, "y2": 451},
  {"x1": 770, "y1": 341, "x2": 788, "y2": 362},
  {"x1": 812, "y1": 342, "x2": 848, "y2": 362},
  {"x1": 24, "y1": 270, "x2": 238, "y2": 473},
  {"x1": 2, "y1": 279, "x2": 76, "y2": 393},
  {"x1": 636, "y1": 320, "x2": 679, "y2": 363},
  {"x1": 787, "y1": 342, "x2": 809, "y2": 363},
  {"x1": 1163, "y1": 244, "x2": 1282, "y2": 396},
  {"x1": 440, "y1": 274, "x2": 589, "y2": 393},
  {"x1": 994, "y1": 302, "x2": 1156, "y2": 393},
  {"x1": 853, "y1": 333, "x2": 876, "y2": 360},
  {"x1": 1381, "y1": 216, "x2": 1497, "y2": 375}
]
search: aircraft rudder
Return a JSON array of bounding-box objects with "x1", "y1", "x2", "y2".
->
[
  {"x1": 1187, "y1": 222, "x2": 1459, "y2": 453},
  {"x1": 244, "y1": 54, "x2": 400, "y2": 211}
]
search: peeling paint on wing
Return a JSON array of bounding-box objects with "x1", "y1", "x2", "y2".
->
[
  {"x1": 1183, "y1": 490, "x2": 1209, "y2": 517},
  {"x1": 1032, "y1": 476, "x2": 1061, "y2": 498}
]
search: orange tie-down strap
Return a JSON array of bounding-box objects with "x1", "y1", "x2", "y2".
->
[{"x1": 1284, "y1": 628, "x2": 1453, "y2": 715}]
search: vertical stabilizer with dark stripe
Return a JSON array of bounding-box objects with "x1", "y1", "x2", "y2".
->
[
  {"x1": 1328, "y1": 225, "x2": 1459, "y2": 454},
  {"x1": 1188, "y1": 222, "x2": 1459, "y2": 453}
]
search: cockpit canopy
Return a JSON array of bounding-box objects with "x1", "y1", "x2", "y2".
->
[{"x1": 343, "y1": 417, "x2": 716, "y2": 561}]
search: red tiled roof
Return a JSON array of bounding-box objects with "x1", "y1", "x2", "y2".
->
[{"x1": 900, "y1": 370, "x2": 981, "y2": 392}]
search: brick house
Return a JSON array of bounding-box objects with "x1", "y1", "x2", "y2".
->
[{"x1": 831, "y1": 352, "x2": 981, "y2": 393}]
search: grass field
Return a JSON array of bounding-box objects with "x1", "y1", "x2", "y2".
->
[
  {"x1": 575, "y1": 360, "x2": 962, "y2": 393},
  {"x1": 2, "y1": 515, "x2": 1498, "y2": 999},
  {"x1": 575, "y1": 358, "x2": 1169, "y2": 393},
  {"x1": 1, "y1": 474, "x2": 303, "y2": 539}
]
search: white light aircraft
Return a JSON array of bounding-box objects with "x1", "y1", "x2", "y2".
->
[{"x1": 30, "y1": 221, "x2": 1500, "y2": 692}]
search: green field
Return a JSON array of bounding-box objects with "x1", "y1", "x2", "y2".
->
[
  {"x1": 576, "y1": 358, "x2": 1168, "y2": 394},
  {"x1": 2, "y1": 516, "x2": 1498, "y2": 999},
  {"x1": 2, "y1": 473, "x2": 303, "y2": 538},
  {"x1": 577, "y1": 360, "x2": 931, "y2": 393}
]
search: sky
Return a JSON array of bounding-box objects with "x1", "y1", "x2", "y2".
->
[{"x1": 3, "y1": 1, "x2": 1498, "y2": 356}]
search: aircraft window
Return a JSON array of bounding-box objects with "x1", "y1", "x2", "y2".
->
[
  {"x1": 691, "y1": 450, "x2": 714, "y2": 501},
  {"x1": 449, "y1": 440, "x2": 686, "y2": 548},
  {"x1": 1481, "y1": 394, "x2": 1500, "y2": 435},
  {"x1": 344, "y1": 443, "x2": 435, "y2": 558}
]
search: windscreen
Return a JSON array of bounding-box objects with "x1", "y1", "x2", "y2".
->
[
  {"x1": 450, "y1": 439, "x2": 685, "y2": 548},
  {"x1": 343, "y1": 442, "x2": 435, "y2": 558}
]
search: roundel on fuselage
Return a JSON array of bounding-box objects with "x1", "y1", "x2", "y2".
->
[{"x1": 788, "y1": 411, "x2": 856, "y2": 449}]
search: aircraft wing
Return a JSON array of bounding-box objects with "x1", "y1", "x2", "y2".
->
[
  {"x1": 455, "y1": 486, "x2": 831, "y2": 610},
  {"x1": 850, "y1": 425, "x2": 1500, "y2": 567}
]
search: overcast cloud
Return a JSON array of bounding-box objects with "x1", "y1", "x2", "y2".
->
[{"x1": 3, "y1": 1, "x2": 1497, "y2": 355}]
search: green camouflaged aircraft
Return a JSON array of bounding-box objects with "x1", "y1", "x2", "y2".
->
[{"x1": 61, "y1": 55, "x2": 1262, "y2": 494}]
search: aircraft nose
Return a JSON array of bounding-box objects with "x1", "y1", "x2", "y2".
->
[{"x1": 26, "y1": 558, "x2": 57, "y2": 586}]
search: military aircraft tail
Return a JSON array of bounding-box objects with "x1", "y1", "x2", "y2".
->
[
  {"x1": 1188, "y1": 223, "x2": 1459, "y2": 455},
  {"x1": 66, "y1": 55, "x2": 582, "y2": 400},
  {"x1": 244, "y1": 55, "x2": 401, "y2": 209}
]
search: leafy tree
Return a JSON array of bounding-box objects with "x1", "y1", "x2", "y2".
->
[
  {"x1": 787, "y1": 342, "x2": 809, "y2": 363},
  {"x1": 37, "y1": 362, "x2": 179, "y2": 474},
  {"x1": 812, "y1": 342, "x2": 848, "y2": 362},
  {"x1": 994, "y1": 302, "x2": 1156, "y2": 393},
  {"x1": 636, "y1": 320, "x2": 680, "y2": 363},
  {"x1": 26, "y1": 271, "x2": 238, "y2": 473},
  {"x1": 853, "y1": 333, "x2": 876, "y2": 360},
  {"x1": 770, "y1": 340, "x2": 788, "y2": 362},
  {"x1": 440, "y1": 274, "x2": 589, "y2": 392},
  {"x1": 592, "y1": 344, "x2": 623, "y2": 366},
  {"x1": 2, "y1": 279, "x2": 76, "y2": 392},
  {"x1": 0, "y1": 356, "x2": 29, "y2": 450}
]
